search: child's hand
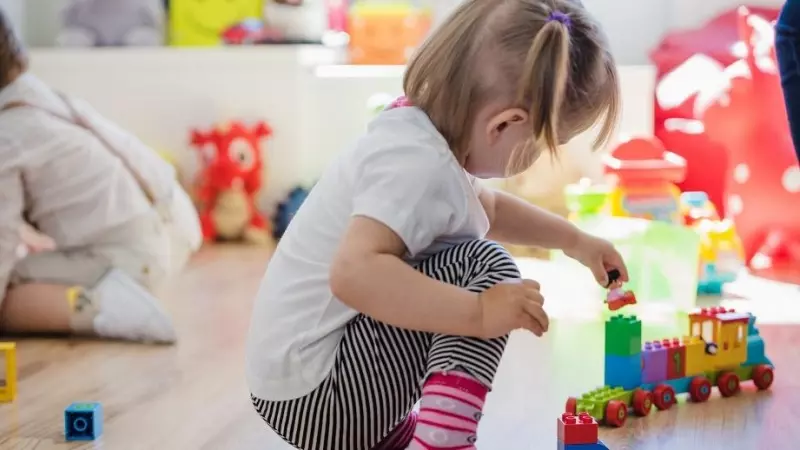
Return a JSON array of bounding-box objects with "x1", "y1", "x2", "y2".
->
[
  {"x1": 564, "y1": 232, "x2": 629, "y2": 288},
  {"x1": 477, "y1": 279, "x2": 549, "y2": 338},
  {"x1": 19, "y1": 223, "x2": 56, "y2": 253}
]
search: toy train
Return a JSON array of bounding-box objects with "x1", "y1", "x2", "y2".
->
[{"x1": 566, "y1": 306, "x2": 774, "y2": 427}]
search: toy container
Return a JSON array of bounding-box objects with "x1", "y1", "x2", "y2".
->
[
  {"x1": 565, "y1": 178, "x2": 609, "y2": 222},
  {"x1": 554, "y1": 216, "x2": 700, "y2": 317},
  {"x1": 680, "y1": 191, "x2": 719, "y2": 226},
  {"x1": 603, "y1": 137, "x2": 687, "y2": 225},
  {"x1": 348, "y1": 1, "x2": 432, "y2": 65},
  {"x1": 694, "y1": 218, "x2": 745, "y2": 295}
]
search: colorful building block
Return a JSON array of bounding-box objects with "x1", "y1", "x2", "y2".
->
[
  {"x1": 65, "y1": 402, "x2": 103, "y2": 441},
  {"x1": 604, "y1": 353, "x2": 643, "y2": 390},
  {"x1": 662, "y1": 338, "x2": 687, "y2": 379},
  {"x1": 715, "y1": 312, "x2": 749, "y2": 368},
  {"x1": 605, "y1": 314, "x2": 642, "y2": 356},
  {"x1": 745, "y1": 315, "x2": 773, "y2": 367},
  {"x1": 641, "y1": 374, "x2": 694, "y2": 394},
  {"x1": 682, "y1": 336, "x2": 708, "y2": 377},
  {"x1": 641, "y1": 340, "x2": 668, "y2": 383},
  {"x1": 558, "y1": 440, "x2": 610, "y2": 450},
  {"x1": 0, "y1": 342, "x2": 16, "y2": 403},
  {"x1": 557, "y1": 413, "x2": 598, "y2": 445},
  {"x1": 574, "y1": 386, "x2": 630, "y2": 421}
]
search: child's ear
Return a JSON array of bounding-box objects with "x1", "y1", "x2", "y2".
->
[{"x1": 486, "y1": 108, "x2": 529, "y2": 141}]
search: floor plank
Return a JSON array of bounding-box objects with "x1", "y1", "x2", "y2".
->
[{"x1": 1, "y1": 246, "x2": 798, "y2": 449}]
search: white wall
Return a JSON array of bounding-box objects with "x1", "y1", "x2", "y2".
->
[
  {"x1": 27, "y1": 47, "x2": 654, "y2": 211},
  {"x1": 1, "y1": 0, "x2": 787, "y2": 64}
]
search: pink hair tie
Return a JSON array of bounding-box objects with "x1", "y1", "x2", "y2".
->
[
  {"x1": 387, "y1": 96, "x2": 412, "y2": 110},
  {"x1": 547, "y1": 11, "x2": 572, "y2": 30}
]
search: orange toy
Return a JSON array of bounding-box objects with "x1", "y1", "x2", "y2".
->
[
  {"x1": 191, "y1": 121, "x2": 273, "y2": 246},
  {"x1": 348, "y1": 2, "x2": 431, "y2": 65},
  {"x1": 603, "y1": 137, "x2": 687, "y2": 225}
]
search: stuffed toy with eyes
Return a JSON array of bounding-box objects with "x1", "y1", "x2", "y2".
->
[{"x1": 58, "y1": 0, "x2": 165, "y2": 47}]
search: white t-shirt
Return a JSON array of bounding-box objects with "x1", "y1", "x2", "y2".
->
[{"x1": 245, "y1": 106, "x2": 490, "y2": 401}]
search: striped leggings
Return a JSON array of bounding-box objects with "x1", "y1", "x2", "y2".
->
[{"x1": 251, "y1": 239, "x2": 521, "y2": 450}]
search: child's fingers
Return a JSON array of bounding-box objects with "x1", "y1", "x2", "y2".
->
[
  {"x1": 519, "y1": 315, "x2": 543, "y2": 337},
  {"x1": 521, "y1": 301, "x2": 549, "y2": 333},
  {"x1": 521, "y1": 279, "x2": 541, "y2": 290},
  {"x1": 592, "y1": 260, "x2": 609, "y2": 287}
]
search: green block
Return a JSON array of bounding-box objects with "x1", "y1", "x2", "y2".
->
[
  {"x1": 575, "y1": 386, "x2": 632, "y2": 421},
  {"x1": 605, "y1": 314, "x2": 642, "y2": 356}
]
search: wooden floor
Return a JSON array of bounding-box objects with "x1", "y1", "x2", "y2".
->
[{"x1": 1, "y1": 246, "x2": 799, "y2": 450}]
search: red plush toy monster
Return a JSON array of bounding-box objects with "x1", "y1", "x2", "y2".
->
[{"x1": 191, "y1": 120, "x2": 273, "y2": 245}]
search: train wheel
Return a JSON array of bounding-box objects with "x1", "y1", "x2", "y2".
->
[
  {"x1": 717, "y1": 372, "x2": 741, "y2": 397},
  {"x1": 652, "y1": 384, "x2": 676, "y2": 410},
  {"x1": 752, "y1": 365, "x2": 774, "y2": 390},
  {"x1": 565, "y1": 397, "x2": 577, "y2": 414},
  {"x1": 605, "y1": 400, "x2": 627, "y2": 427},
  {"x1": 632, "y1": 389, "x2": 653, "y2": 416},
  {"x1": 689, "y1": 376, "x2": 712, "y2": 402}
]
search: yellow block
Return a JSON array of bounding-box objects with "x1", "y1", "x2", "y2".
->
[
  {"x1": 169, "y1": 0, "x2": 263, "y2": 46},
  {"x1": 715, "y1": 320, "x2": 748, "y2": 369},
  {"x1": 682, "y1": 336, "x2": 710, "y2": 376},
  {"x1": 0, "y1": 342, "x2": 17, "y2": 402}
]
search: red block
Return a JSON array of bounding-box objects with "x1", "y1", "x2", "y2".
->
[
  {"x1": 557, "y1": 412, "x2": 598, "y2": 445},
  {"x1": 662, "y1": 338, "x2": 686, "y2": 380}
]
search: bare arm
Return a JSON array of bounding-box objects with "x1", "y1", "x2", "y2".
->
[
  {"x1": 479, "y1": 187, "x2": 580, "y2": 250},
  {"x1": 330, "y1": 216, "x2": 484, "y2": 337}
]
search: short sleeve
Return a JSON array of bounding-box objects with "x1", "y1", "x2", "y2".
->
[{"x1": 351, "y1": 145, "x2": 463, "y2": 257}]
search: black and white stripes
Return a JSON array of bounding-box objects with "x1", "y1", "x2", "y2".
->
[{"x1": 251, "y1": 239, "x2": 520, "y2": 450}]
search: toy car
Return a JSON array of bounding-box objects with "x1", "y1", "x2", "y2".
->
[{"x1": 606, "y1": 289, "x2": 637, "y2": 311}]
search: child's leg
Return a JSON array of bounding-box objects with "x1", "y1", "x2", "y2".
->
[
  {"x1": 1, "y1": 246, "x2": 175, "y2": 343},
  {"x1": 251, "y1": 239, "x2": 519, "y2": 450}
]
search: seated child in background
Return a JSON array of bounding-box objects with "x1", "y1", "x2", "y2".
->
[
  {"x1": 0, "y1": 11, "x2": 202, "y2": 344},
  {"x1": 246, "y1": 0, "x2": 628, "y2": 449}
]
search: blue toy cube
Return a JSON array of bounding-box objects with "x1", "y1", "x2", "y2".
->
[
  {"x1": 604, "y1": 354, "x2": 643, "y2": 390},
  {"x1": 65, "y1": 402, "x2": 103, "y2": 441}
]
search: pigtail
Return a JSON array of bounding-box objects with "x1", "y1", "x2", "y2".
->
[{"x1": 518, "y1": 18, "x2": 571, "y2": 153}]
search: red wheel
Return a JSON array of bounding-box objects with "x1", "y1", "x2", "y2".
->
[
  {"x1": 652, "y1": 384, "x2": 676, "y2": 410},
  {"x1": 717, "y1": 372, "x2": 741, "y2": 397},
  {"x1": 752, "y1": 365, "x2": 774, "y2": 390},
  {"x1": 689, "y1": 376, "x2": 712, "y2": 402},
  {"x1": 604, "y1": 400, "x2": 628, "y2": 427},
  {"x1": 632, "y1": 389, "x2": 653, "y2": 416},
  {"x1": 565, "y1": 397, "x2": 577, "y2": 414}
]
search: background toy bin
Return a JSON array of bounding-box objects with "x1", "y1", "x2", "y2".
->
[
  {"x1": 348, "y1": 2, "x2": 432, "y2": 65},
  {"x1": 554, "y1": 216, "x2": 700, "y2": 317}
]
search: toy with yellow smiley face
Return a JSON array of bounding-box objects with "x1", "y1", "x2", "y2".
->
[{"x1": 169, "y1": 0, "x2": 264, "y2": 46}]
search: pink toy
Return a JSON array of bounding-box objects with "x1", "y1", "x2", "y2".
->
[{"x1": 695, "y1": 8, "x2": 800, "y2": 281}]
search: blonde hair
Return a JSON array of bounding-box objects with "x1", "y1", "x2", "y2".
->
[{"x1": 403, "y1": 0, "x2": 620, "y2": 171}]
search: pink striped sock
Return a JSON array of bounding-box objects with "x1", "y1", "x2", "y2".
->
[{"x1": 405, "y1": 371, "x2": 488, "y2": 450}]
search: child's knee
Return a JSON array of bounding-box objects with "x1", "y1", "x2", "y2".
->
[{"x1": 465, "y1": 239, "x2": 520, "y2": 278}]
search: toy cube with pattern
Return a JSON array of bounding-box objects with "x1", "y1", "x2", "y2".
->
[{"x1": 65, "y1": 402, "x2": 103, "y2": 441}]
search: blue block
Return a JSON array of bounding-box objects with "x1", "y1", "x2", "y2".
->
[
  {"x1": 604, "y1": 354, "x2": 642, "y2": 390},
  {"x1": 65, "y1": 402, "x2": 103, "y2": 441},
  {"x1": 641, "y1": 374, "x2": 694, "y2": 396},
  {"x1": 558, "y1": 439, "x2": 610, "y2": 450}
]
